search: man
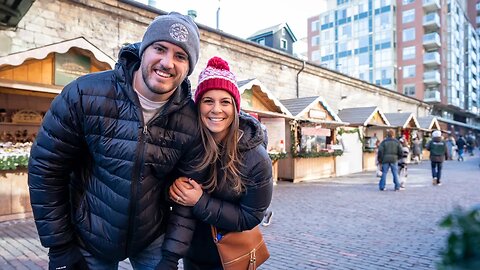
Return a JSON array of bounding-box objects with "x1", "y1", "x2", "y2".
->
[
  {"x1": 377, "y1": 129, "x2": 403, "y2": 191},
  {"x1": 456, "y1": 134, "x2": 467, "y2": 161},
  {"x1": 28, "y1": 12, "x2": 203, "y2": 269},
  {"x1": 426, "y1": 130, "x2": 448, "y2": 186}
]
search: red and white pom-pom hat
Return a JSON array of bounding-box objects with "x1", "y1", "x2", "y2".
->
[{"x1": 194, "y1": 56, "x2": 240, "y2": 112}]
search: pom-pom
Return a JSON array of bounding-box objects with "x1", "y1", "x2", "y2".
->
[{"x1": 207, "y1": 56, "x2": 230, "y2": 71}]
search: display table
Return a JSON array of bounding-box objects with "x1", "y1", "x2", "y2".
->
[{"x1": 0, "y1": 168, "x2": 32, "y2": 219}]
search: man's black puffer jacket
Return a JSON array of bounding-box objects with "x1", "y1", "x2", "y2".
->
[
  {"x1": 28, "y1": 43, "x2": 203, "y2": 261},
  {"x1": 182, "y1": 112, "x2": 273, "y2": 267}
]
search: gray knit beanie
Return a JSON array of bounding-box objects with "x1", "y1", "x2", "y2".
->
[{"x1": 139, "y1": 12, "x2": 200, "y2": 75}]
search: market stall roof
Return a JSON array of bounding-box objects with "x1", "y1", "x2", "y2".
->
[
  {"x1": 337, "y1": 106, "x2": 391, "y2": 127},
  {"x1": 384, "y1": 112, "x2": 420, "y2": 129},
  {"x1": 0, "y1": 37, "x2": 115, "y2": 70},
  {"x1": 417, "y1": 115, "x2": 441, "y2": 131},
  {"x1": 238, "y1": 78, "x2": 293, "y2": 118},
  {"x1": 436, "y1": 116, "x2": 480, "y2": 132},
  {"x1": 279, "y1": 96, "x2": 347, "y2": 127}
]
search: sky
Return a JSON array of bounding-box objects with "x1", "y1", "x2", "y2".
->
[{"x1": 137, "y1": 0, "x2": 326, "y2": 40}]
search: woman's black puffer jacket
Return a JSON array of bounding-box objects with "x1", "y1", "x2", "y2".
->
[
  {"x1": 28, "y1": 43, "x2": 204, "y2": 261},
  {"x1": 183, "y1": 112, "x2": 273, "y2": 267}
]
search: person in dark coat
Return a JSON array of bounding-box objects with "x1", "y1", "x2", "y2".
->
[
  {"x1": 168, "y1": 57, "x2": 273, "y2": 270},
  {"x1": 426, "y1": 130, "x2": 449, "y2": 185},
  {"x1": 377, "y1": 129, "x2": 403, "y2": 191},
  {"x1": 456, "y1": 135, "x2": 467, "y2": 161},
  {"x1": 28, "y1": 12, "x2": 205, "y2": 270}
]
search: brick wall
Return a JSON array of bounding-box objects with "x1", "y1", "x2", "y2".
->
[{"x1": 0, "y1": 0, "x2": 430, "y2": 116}]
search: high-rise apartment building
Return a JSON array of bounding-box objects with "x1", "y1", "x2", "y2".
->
[{"x1": 308, "y1": 0, "x2": 480, "y2": 129}]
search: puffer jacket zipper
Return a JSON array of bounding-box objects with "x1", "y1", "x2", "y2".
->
[{"x1": 126, "y1": 123, "x2": 147, "y2": 256}]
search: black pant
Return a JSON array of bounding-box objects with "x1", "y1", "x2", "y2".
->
[{"x1": 431, "y1": 161, "x2": 443, "y2": 181}]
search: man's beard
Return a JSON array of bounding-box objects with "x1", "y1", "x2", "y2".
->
[{"x1": 141, "y1": 64, "x2": 178, "y2": 96}]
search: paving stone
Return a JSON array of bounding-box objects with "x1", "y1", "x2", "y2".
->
[{"x1": 0, "y1": 156, "x2": 479, "y2": 269}]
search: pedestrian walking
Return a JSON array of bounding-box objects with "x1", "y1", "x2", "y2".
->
[
  {"x1": 445, "y1": 134, "x2": 456, "y2": 160},
  {"x1": 398, "y1": 138, "x2": 410, "y2": 189},
  {"x1": 456, "y1": 135, "x2": 467, "y2": 161},
  {"x1": 411, "y1": 136, "x2": 422, "y2": 164},
  {"x1": 167, "y1": 56, "x2": 273, "y2": 269},
  {"x1": 28, "y1": 12, "x2": 205, "y2": 270},
  {"x1": 377, "y1": 129, "x2": 403, "y2": 191},
  {"x1": 426, "y1": 130, "x2": 449, "y2": 186}
]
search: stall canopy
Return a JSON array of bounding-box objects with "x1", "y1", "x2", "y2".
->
[
  {"x1": 417, "y1": 115, "x2": 441, "y2": 131},
  {"x1": 384, "y1": 112, "x2": 420, "y2": 129},
  {"x1": 436, "y1": 116, "x2": 480, "y2": 132},
  {"x1": 238, "y1": 78, "x2": 293, "y2": 118},
  {"x1": 337, "y1": 106, "x2": 390, "y2": 127},
  {"x1": 0, "y1": 37, "x2": 115, "y2": 95},
  {"x1": 280, "y1": 96, "x2": 347, "y2": 127}
]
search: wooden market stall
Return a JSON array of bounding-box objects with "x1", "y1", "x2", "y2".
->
[
  {"x1": 277, "y1": 96, "x2": 347, "y2": 183},
  {"x1": 337, "y1": 106, "x2": 391, "y2": 173},
  {"x1": 384, "y1": 112, "x2": 421, "y2": 162},
  {"x1": 417, "y1": 115, "x2": 441, "y2": 160},
  {"x1": 0, "y1": 37, "x2": 114, "y2": 220},
  {"x1": 238, "y1": 79, "x2": 294, "y2": 183}
]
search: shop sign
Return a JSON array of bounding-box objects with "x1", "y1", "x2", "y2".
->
[
  {"x1": 54, "y1": 53, "x2": 91, "y2": 86},
  {"x1": 302, "y1": 127, "x2": 331, "y2": 136},
  {"x1": 308, "y1": 109, "x2": 327, "y2": 119}
]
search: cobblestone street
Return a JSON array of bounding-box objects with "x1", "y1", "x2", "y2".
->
[{"x1": 1, "y1": 156, "x2": 479, "y2": 269}]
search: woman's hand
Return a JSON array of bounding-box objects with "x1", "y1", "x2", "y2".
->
[{"x1": 169, "y1": 176, "x2": 203, "y2": 206}]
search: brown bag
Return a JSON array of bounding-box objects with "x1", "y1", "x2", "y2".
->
[{"x1": 211, "y1": 225, "x2": 270, "y2": 270}]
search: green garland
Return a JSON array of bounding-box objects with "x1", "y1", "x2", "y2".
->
[
  {"x1": 268, "y1": 152, "x2": 287, "y2": 161},
  {"x1": 293, "y1": 149, "x2": 343, "y2": 158},
  {"x1": 0, "y1": 155, "x2": 29, "y2": 171}
]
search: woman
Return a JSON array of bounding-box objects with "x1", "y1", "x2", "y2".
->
[{"x1": 168, "y1": 56, "x2": 273, "y2": 270}]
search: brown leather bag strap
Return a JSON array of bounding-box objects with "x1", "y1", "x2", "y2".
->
[{"x1": 211, "y1": 225, "x2": 219, "y2": 243}]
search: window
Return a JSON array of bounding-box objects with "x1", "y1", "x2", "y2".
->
[
  {"x1": 403, "y1": 85, "x2": 415, "y2": 96},
  {"x1": 322, "y1": 14, "x2": 331, "y2": 24},
  {"x1": 322, "y1": 29, "x2": 332, "y2": 41},
  {"x1": 340, "y1": 24, "x2": 352, "y2": 38},
  {"x1": 402, "y1": 28, "x2": 415, "y2": 42},
  {"x1": 280, "y1": 39, "x2": 287, "y2": 50},
  {"x1": 403, "y1": 65, "x2": 416, "y2": 78},
  {"x1": 282, "y1": 28, "x2": 286, "y2": 36},
  {"x1": 402, "y1": 9, "x2": 415, "y2": 24},
  {"x1": 402, "y1": 0, "x2": 414, "y2": 4},
  {"x1": 312, "y1": 20, "x2": 320, "y2": 31},
  {"x1": 311, "y1": 35, "x2": 320, "y2": 46},
  {"x1": 257, "y1": 38, "x2": 265, "y2": 46},
  {"x1": 358, "y1": 36, "x2": 369, "y2": 48},
  {"x1": 359, "y1": 52, "x2": 369, "y2": 65},
  {"x1": 402, "y1": 46, "x2": 416, "y2": 60},
  {"x1": 338, "y1": 9, "x2": 347, "y2": 20},
  {"x1": 374, "y1": 13, "x2": 391, "y2": 30}
]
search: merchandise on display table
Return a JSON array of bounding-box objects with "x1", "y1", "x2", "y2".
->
[
  {"x1": 0, "y1": 142, "x2": 32, "y2": 170},
  {"x1": 0, "y1": 129, "x2": 36, "y2": 143}
]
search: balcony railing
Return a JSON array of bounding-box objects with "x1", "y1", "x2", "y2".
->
[
  {"x1": 423, "y1": 13, "x2": 440, "y2": 30},
  {"x1": 423, "y1": 0, "x2": 441, "y2": 11},
  {"x1": 423, "y1": 32, "x2": 441, "y2": 49},
  {"x1": 423, "y1": 51, "x2": 441, "y2": 66},
  {"x1": 424, "y1": 70, "x2": 441, "y2": 84},
  {"x1": 424, "y1": 90, "x2": 441, "y2": 102}
]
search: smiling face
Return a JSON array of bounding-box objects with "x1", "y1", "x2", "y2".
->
[
  {"x1": 134, "y1": 41, "x2": 189, "y2": 102},
  {"x1": 199, "y1": 89, "x2": 236, "y2": 142}
]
